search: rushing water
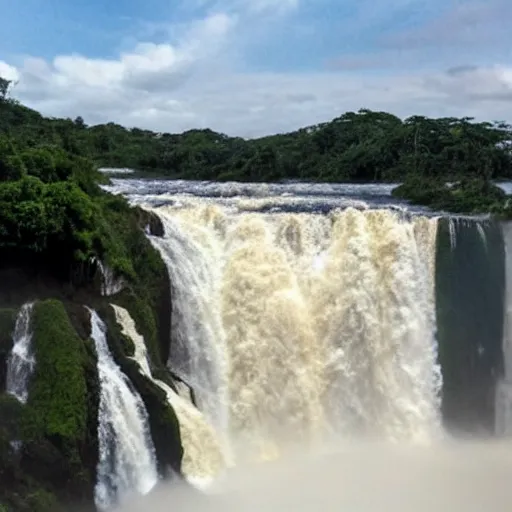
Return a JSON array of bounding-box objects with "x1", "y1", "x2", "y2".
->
[
  {"x1": 6, "y1": 302, "x2": 35, "y2": 404},
  {"x1": 89, "y1": 308, "x2": 158, "y2": 510},
  {"x1": 102, "y1": 178, "x2": 512, "y2": 507},
  {"x1": 106, "y1": 180, "x2": 446, "y2": 464},
  {"x1": 151, "y1": 204, "x2": 443, "y2": 462},
  {"x1": 110, "y1": 304, "x2": 226, "y2": 487}
]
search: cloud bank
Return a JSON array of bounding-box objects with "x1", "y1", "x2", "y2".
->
[{"x1": 1, "y1": 0, "x2": 511, "y2": 137}]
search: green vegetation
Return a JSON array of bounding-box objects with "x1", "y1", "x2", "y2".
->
[
  {"x1": 3, "y1": 74, "x2": 512, "y2": 213},
  {"x1": 0, "y1": 81, "x2": 182, "y2": 510},
  {"x1": 1, "y1": 72, "x2": 512, "y2": 509},
  {"x1": 392, "y1": 176, "x2": 507, "y2": 214},
  {"x1": 0, "y1": 80, "x2": 173, "y2": 369},
  {"x1": 0, "y1": 301, "x2": 98, "y2": 512},
  {"x1": 24, "y1": 300, "x2": 88, "y2": 441}
]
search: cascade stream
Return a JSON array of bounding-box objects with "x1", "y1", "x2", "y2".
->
[
  {"x1": 89, "y1": 308, "x2": 159, "y2": 510},
  {"x1": 6, "y1": 302, "x2": 35, "y2": 404}
]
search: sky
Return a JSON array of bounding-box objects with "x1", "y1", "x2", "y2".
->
[{"x1": 0, "y1": 0, "x2": 511, "y2": 137}]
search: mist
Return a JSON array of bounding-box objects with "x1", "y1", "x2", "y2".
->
[{"x1": 118, "y1": 439, "x2": 512, "y2": 512}]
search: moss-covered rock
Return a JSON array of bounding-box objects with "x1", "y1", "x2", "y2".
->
[
  {"x1": 0, "y1": 393, "x2": 64, "y2": 512},
  {"x1": 0, "y1": 308, "x2": 16, "y2": 391},
  {"x1": 95, "y1": 196, "x2": 172, "y2": 368},
  {"x1": 17, "y1": 300, "x2": 98, "y2": 511},
  {"x1": 134, "y1": 207, "x2": 165, "y2": 237},
  {"x1": 22, "y1": 489, "x2": 58, "y2": 512},
  {"x1": 121, "y1": 359, "x2": 183, "y2": 478},
  {"x1": 0, "y1": 393, "x2": 24, "y2": 439},
  {"x1": 0, "y1": 174, "x2": 180, "y2": 509},
  {"x1": 24, "y1": 300, "x2": 88, "y2": 440}
]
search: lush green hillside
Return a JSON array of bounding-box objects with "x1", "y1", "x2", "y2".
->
[{"x1": 0, "y1": 80, "x2": 182, "y2": 511}]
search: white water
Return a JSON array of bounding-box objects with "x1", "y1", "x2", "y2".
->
[
  {"x1": 497, "y1": 222, "x2": 512, "y2": 435},
  {"x1": 147, "y1": 202, "x2": 442, "y2": 464},
  {"x1": 88, "y1": 309, "x2": 158, "y2": 510},
  {"x1": 6, "y1": 302, "x2": 35, "y2": 404},
  {"x1": 97, "y1": 261, "x2": 124, "y2": 296},
  {"x1": 110, "y1": 304, "x2": 226, "y2": 486}
]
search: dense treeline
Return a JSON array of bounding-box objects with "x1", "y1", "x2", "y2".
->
[
  {"x1": 1, "y1": 76, "x2": 512, "y2": 215},
  {"x1": 2, "y1": 77, "x2": 512, "y2": 184},
  {"x1": 0, "y1": 80, "x2": 143, "y2": 281}
]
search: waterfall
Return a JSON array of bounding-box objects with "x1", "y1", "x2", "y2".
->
[
  {"x1": 497, "y1": 221, "x2": 512, "y2": 435},
  {"x1": 6, "y1": 302, "x2": 35, "y2": 404},
  {"x1": 110, "y1": 304, "x2": 226, "y2": 487},
  {"x1": 148, "y1": 203, "x2": 443, "y2": 463},
  {"x1": 97, "y1": 261, "x2": 124, "y2": 296},
  {"x1": 88, "y1": 309, "x2": 158, "y2": 510}
]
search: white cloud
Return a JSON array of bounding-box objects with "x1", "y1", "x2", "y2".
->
[
  {"x1": 1, "y1": 1, "x2": 511, "y2": 137},
  {"x1": 7, "y1": 62, "x2": 512, "y2": 138},
  {"x1": 9, "y1": 12, "x2": 235, "y2": 100},
  {"x1": 0, "y1": 61, "x2": 19, "y2": 82}
]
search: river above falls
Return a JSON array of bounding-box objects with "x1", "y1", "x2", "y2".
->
[{"x1": 102, "y1": 178, "x2": 512, "y2": 217}]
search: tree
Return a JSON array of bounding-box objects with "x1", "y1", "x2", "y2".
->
[
  {"x1": 0, "y1": 77, "x2": 11, "y2": 100},
  {"x1": 74, "y1": 116, "x2": 86, "y2": 129}
]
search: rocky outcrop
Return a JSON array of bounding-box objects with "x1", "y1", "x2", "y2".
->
[
  {"x1": 135, "y1": 207, "x2": 165, "y2": 238},
  {"x1": 0, "y1": 221, "x2": 182, "y2": 511},
  {"x1": 0, "y1": 309, "x2": 16, "y2": 391},
  {"x1": 0, "y1": 300, "x2": 99, "y2": 512}
]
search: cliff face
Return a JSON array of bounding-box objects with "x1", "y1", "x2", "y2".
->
[
  {"x1": 0, "y1": 212, "x2": 183, "y2": 512},
  {"x1": 436, "y1": 218, "x2": 505, "y2": 435}
]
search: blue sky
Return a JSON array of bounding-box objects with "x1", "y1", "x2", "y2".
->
[{"x1": 1, "y1": 0, "x2": 511, "y2": 136}]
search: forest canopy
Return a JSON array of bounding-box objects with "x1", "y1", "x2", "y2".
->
[
  {"x1": 1, "y1": 75, "x2": 512, "y2": 232},
  {"x1": 1, "y1": 76, "x2": 511, "y2": 184}
]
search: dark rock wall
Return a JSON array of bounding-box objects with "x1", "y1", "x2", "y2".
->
[
  {"x1": 436, "y1": 218, "x2": 505, "y2": 436},
  {"x1": 0, "y1": 252, "x2": 181, "y2": 511}
]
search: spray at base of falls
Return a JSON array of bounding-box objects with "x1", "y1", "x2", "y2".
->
[
  {"x1": 6, "y1": 302, "x2": 35, "y2": 404},
  {"x1": 116, "y1": 439, "x2": 512, "y2": 512},
  {"x1": 88, "y1": 308, "x2": 158, "y2": 510},
  {"x1": 147, "y1": 203, "x2": 443, "y2": 464},
  {"x1": 111, "y1": 304, "x2": 226, "y2": 487}
]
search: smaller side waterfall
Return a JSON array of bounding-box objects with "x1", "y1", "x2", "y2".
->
[
  {"x1": 111, "y1": 304, "x2": 226, "y2": 487},
  {"x1": 88, "y1": 309, "x2": 158, "y2": 510},
  {"x1": 6, "y1": 303, "x2": 35, "y2": 404},
  {"x1": 97, "y1": 261, "x2": 124, "y2": 296}
]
